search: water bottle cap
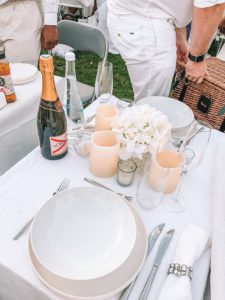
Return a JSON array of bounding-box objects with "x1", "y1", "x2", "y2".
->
[{"x1": 65, "y1": 51, "x2": 75, "y2": 61}]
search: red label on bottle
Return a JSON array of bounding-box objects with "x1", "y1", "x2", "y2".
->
[
  {"x1": 49, "y1": 132, "x2": 68, "y2": 156},
  {"x1": 56, "y1": 100, "x2": 62, "y2": 110}
]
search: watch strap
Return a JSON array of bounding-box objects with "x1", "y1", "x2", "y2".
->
[{"x1": 188, "y1": 52, "x2": 206, "y2": 63}]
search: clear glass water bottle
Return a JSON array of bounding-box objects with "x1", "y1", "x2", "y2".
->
[{"x1": 63, "y1": 51, "x2": 84, "y2": 140}]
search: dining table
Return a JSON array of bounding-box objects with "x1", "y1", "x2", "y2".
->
[{"x1": 0, "y1": 98, "x2": 224, "y2": 300}]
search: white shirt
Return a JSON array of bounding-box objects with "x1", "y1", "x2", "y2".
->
[
  {"x1": 107, "y1": 0, "x2": 225, "y2": 27},
  {"x1": 0, "y1": 0, "x2": 59, "y2": 25}
]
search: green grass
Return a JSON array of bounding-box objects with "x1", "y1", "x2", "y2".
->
[
  {"x1": 54, "y1": 52, "x2": 134, "y2": 100},
  {"x1": 52, "y1": 37, "x2": 220, "y2": 103}
]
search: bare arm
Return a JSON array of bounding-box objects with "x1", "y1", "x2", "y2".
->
[
  {"x1": 190, "y1": 4, "x2": 225, "y2": 55},
  {"x1": 186, "y1": 4, "x2": 225, "y2": 83},
  {"x1": 176, "y1": 27, "x2": 189, "y2": 63},
  {"x1": 41, "y1": 0, "x2": 59, "y2": 50}
]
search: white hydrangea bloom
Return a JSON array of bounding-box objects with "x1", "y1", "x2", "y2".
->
[{"x1": 112, "y1": 104, "x2": 171, "y2": 160}]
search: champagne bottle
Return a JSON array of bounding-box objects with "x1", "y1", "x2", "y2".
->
[
  {"x1": 0, "y1": 50, "x2": 16, "y2": 103},
  {"x1": 63, "y1": 51, "x2": 84, "y2": 139},
  {"x1": 37, "y1": 54, "x2": 68, "y2": 160}
]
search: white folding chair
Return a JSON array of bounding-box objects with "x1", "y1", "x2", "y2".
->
[{"x1": 57, "y1": 20, "x2": 108, "y2": 105}]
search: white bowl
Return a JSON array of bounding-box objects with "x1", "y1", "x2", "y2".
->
[
  {"x1": 137, "y1": 96, "x2": 194, "y2": 136},
  {"x1": 29, "y1": 195, "x2": 147, "y2": 299},
  {"x1": 30, "y1": 187, "x2": 136, "y2": 281}
]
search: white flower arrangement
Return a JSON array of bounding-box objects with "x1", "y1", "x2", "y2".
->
[{"x1": 112, "y1": 104, "x2": 171, "y2": 160}]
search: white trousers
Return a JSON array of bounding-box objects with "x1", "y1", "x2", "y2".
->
[
  {"x1": 107, "y1": 12, "x2": 177, "y2": 101},
  {"x1": 96, "y1": 0, "x2": 118, "y2": 54},
  {"x1": 0, "y1": 0, "x2": 42, "y2": 65}
]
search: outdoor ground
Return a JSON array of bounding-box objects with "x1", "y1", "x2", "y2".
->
[
  {"x1": 54, "y1": 52, "x2": 134, "y2": 100},
  {"x1": 53, "y1": 37, "x2": 222, "y2": 102}
]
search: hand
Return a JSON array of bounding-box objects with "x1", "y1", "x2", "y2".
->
[
  {"x1": 41, "y1": 25, "x2": 58, "y2": 50},
  {"x1": 185, "y1": 59, "x2": 209, "y2": 83}
]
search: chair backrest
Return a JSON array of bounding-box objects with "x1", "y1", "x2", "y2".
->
[{"x1": 57, "y1": 20, "x2": 108, "y2": 62}]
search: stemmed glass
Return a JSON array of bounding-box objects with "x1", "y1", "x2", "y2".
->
[
  {"x1": 136, "y1": 159, "x2": 169, "y2": 210},
  {"x1": 162, "y1": 148, "x2": 195, "y2": 213},
  {"x1": 95, "y1": 61, "x2": 113, "y2": 103},
  {"x1": 162, "y1": 119, "x2": 212, "y2": 213}
]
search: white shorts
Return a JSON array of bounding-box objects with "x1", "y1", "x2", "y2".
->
[
  {"x1": 0, "y1": 0, "x2": 42, "y2": 65},
  {"x1": 107, "y1": 12, "x2": 177, "y2": 100}
]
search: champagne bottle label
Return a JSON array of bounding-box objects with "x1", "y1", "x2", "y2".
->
[
  {"x1": 49, "y1": 132, "x2": 68, "y2": 156},
  {"x1": 0, "y1": 74, "x2": 15, "y2": 96},
  {"x1": 40, "y1": 99, "x2": 64, "y2": 112}
]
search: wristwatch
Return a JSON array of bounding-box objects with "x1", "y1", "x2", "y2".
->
[{"x1": 188, "y1": 52, "x2": 206, "y2": 63}]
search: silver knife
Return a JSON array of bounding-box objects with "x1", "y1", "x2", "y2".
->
[
  {"x1": 119, "y1": 223, "x2": 165, "y2": 300},
  {"x1": 139, "y1": 229, "x2": 175, "y2": 300}
]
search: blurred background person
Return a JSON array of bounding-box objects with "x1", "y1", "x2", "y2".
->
[
  {"x1": 0, "y1": 0, "x2": 59, "y2": 65},
  {"x1": 95, "y1": 0, "x2": 118, "y2": 54}
]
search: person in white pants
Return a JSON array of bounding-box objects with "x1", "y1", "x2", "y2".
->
[
  {"x1": 0, "y1": 0, "x2": 59, "y2": 65},
  {"x1": 107, "y1": 0, "x2": 225, "y2": 101},
  {"x1": 95, "y1": 0, "x2": 118, "y2": 54}
]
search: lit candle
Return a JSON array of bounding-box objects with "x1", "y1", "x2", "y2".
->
[
  {"x1": 90, "y1": 131, "x2": 120, "y2": 177},
  {"x1": 95, "y1": 103, "x2": 119, "y2": 131},
  {"x1": 149, "y1": 150, "x2": 184, "y2": 194}
]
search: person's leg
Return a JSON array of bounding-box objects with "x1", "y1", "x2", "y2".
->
[
  {"x1": 107, "y1": 13, "x2": 176, "y2": 100},
  {"x1": 143, "y1": 18, "x2": 177, "y2": 97},
  {"x1": 97, "y1": 2, "x2": 118, "y2": 54},
  {"x1": 0, "y1": 0, "x2": 42, "y2": 65}
]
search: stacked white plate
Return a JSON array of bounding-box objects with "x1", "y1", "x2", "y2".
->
[
  {"x1": 29, "y1": 186, "x2": 147, "y2": 299},
  {"x1": 137, "y1": 96, "x2": 194, "y2": 137},
  {"x1": 10, "y1": 63, "x2": 39, "y2": 85}
]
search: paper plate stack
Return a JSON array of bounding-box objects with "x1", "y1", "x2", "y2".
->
[
  {"x1": 10, "y1": 63, "x2": 39, "y2": 85},
  {"x1": 29, "y1": 186, "x2": 147, "y2": 299}
]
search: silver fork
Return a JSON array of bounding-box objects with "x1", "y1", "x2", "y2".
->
[
  {"x1": 84, "y1": 177, "x2": 133, "y2": 201},
  {"x1": 12, "y1": 177, "x2": 70, "y2": 240}
]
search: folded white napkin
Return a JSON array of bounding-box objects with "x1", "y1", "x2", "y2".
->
[
  {"x1": 211, "y1": 137, "x2": 225, "y2": 300},
  {"x1": 158, "y1": 224, "x2": 210, "y2": 300},
  {"x1": 51, "y1": 44, "x2": 74, "y2": 58}
]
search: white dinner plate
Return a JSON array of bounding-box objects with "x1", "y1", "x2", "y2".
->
[
  {"x1": 10, "y1": 63, "x2": 38, "y2": 85},
  {"x1": 137, "y1": 96, "x2": 194, "y2": 136},
  {"x1": 30, "y1": 187, "x2": 136, "y2": 281},
  {"x1": 29, "y1": 196, "x2": 147, "y2": 299}
]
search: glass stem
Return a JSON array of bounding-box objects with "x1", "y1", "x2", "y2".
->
[{"x1": 173, "y1": 172, "x2": 186, "y2": 203}]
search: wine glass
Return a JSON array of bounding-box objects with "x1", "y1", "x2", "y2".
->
[
  {"x1": 186, "y1": 119, "x2": 212, "y2": 169},
  {"x1": 95, "y1": 61, "x2": 113, "y2": 103},
  {"x1": 137, "y1": 140, "x2": 184, "y2": 212},
  {"x1": 162, "y1": 119, "x2": 212, "y2": 213},
  {"x1": 162, "y1": 148, "x2": 195, "y2": 213},
  {"x1": 136, "y1": 157, "x2": 170, "y2": 210}
]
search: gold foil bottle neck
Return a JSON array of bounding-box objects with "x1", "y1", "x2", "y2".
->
[
  {"x1": 39, "y1": 54, "x2": 54, "y2": 74},
  {"x1": 39, "y1": 54, "x2": 58, "y2": 102}
]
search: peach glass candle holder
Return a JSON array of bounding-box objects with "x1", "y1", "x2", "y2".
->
[
  {"x1": 90, "y1": 130, "x2": 120, "y2": 177},
  {"x1": 95, "y1": 103, "x2": 119, "y2": 131},
  {"x1": 148, "y1": 150, "x2": 184, "y2": 194}
]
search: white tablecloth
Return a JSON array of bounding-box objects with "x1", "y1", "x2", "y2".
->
[
  {"x1": 211, "y1": 138, "x2": 225, "y2": 300},
  {"x1": 0, "y1": 101, "x2": 224, "y2": 300},
  {"x1": 0, "y1": 75, "x2": 64, "y2": 176}
]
